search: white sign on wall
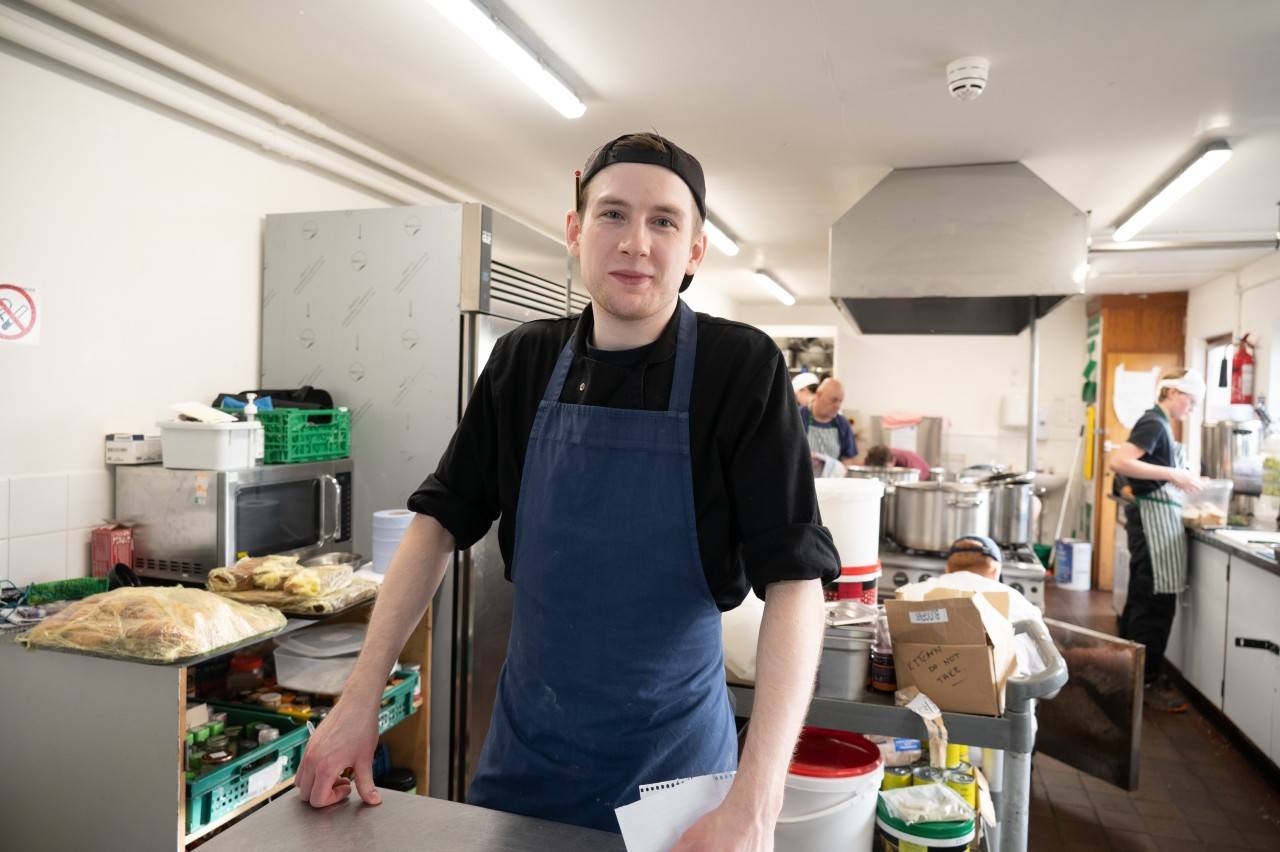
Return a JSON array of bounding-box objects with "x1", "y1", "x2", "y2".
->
[{"x1": 0, "y1": 284, "x2": 40, "y2": 346}]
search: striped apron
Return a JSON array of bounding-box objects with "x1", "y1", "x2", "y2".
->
[{"x1": 1135, "y1": 442, "x2": 1188, "y2": 595}]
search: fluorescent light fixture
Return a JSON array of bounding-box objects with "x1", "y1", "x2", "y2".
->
[
  {"x1": 1071, "y1": 261, "x2": 1090, "y2": 286},
  {"x1": 1113, "y1": 141, "x2": 1232, "y2": 242},
  {"x1": 753, "y1": 270, "x2": 795, "y2": 306},
  {"x1": 703, "y1": 215, "x2": 739, "y2": 256},
  {"x1": 427, "y1": 0, "x2": 585, "y2": 119}
]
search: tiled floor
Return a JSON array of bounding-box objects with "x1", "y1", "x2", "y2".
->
[{"x1": 1031, "y1": 586, "x2": 1280, "y2": 850}]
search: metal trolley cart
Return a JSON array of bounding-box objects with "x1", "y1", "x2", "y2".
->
[{"x1": 730, "y1": 619, "x2": 1068, "y2": 852}]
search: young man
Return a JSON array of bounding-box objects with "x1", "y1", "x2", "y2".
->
[
  {"x1": 800, "y1": 377, "x2": 857, "y2": 466},
  {"x1": 296, "y1": 133, "x2": 837, "y2": 846},
  {"x1": 864, "y1": 443, "x2": 931, "y2": 480},
  {"x1": 1108, "y1": 369, "x2": 1206, "y2": 713}
]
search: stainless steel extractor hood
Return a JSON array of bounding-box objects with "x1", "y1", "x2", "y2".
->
[{"x1": 829, "y1": 163, "x2": 1088, "y2": 335}]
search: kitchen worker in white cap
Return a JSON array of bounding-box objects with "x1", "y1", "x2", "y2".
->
[
  {"x1": 1108, "y1": 368, "x2": 1206, "y2": 713},
  {"x1": 296, "y1": 131, "x2": 838, "y2": 848},
  {"x1": 791, "y1": 372, "x2": 820, "y2": 407}
]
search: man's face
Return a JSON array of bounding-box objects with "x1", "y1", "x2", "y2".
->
[
  {"x1": 1168, "y1": 390, "x2": 1198, "y2": 420},
  {"x1": 796, "y1": 386, "x2": 817, "y2": 407},
  {"x1": 813, "y1": 383, "x2": 844, "y2": 420},
  {"x1": 567, "y1": 163, "x2": 707, "y2": 324}
]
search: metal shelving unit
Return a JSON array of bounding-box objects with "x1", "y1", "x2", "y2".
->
[{"x1": 731, "y1": 619, "x2": 1067, "y2": 852}]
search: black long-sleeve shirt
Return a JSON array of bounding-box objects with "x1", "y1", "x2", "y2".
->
[{"x1": 407, "y1": 304, "x2": 839, "y2": 610}]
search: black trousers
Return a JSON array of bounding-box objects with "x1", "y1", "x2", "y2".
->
[{"x1": 1118, "y1": 505, "x2": 1177, "y2": 685}]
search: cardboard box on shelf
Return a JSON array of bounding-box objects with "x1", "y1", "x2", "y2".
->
[
  {"x1": 885, "y1": 587, "x2": 1017, "y2": 716},
  {"x1": 104, "y1": 433, "x2": 161, "y2": 464}
]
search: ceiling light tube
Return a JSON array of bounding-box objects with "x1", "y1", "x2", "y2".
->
[
  {"x1": 753, "y1": 270, "x2": 796, "y2": 306},
  {"x1": 1113, "y1": 140, "x2": 1232, "y2": 242},
  {"x1": 427, "y1": 0, "x2": 585, "y2": 119},
  {"x1": 702, "y1": 215, "x2": 740, "y2": 256}
]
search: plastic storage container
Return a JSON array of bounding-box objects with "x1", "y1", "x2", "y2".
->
[
  {"x1": 273, "y1": 623, "x2": 367, "y2": 695},
  {"x1": 160, "y1": 420, "x2": 262, "y2": 470},
  {"x1": 875, "y1": 793, "x2": 975, "y2": 851},
  {"x1": 775, "y1": 726, "x2": 884, "y2": 852},
  {"x1": 825, "y1": 562, "x2": 881, "y2": 605},
  {"x1": 814, "y1": 478, "x2": 884, "y2": 568},
  {"x1": 185, "y1": 707, "x2": 308, "y2": 835},
  {"x1": 1182, "y1": 478, "x2": 1233, "y2": 528},
  {"x1": 255, "y1": 407, "x2": 350, "y2": 464}
]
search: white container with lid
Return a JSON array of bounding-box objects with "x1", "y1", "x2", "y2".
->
[
  {"x1": 274, "y1": 623, "x2": 368, "y2": 695},
  {"x1": 159, "y1": 420, "x2": 262, "y2": 470}
]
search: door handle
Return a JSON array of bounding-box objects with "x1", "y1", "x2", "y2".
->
[
  {"x1": 1235, "y1": 638, "x2": 1280, "y2": 655},
  {"x1": 320, "y1": 474, "x2": 341, "y2": 542}
]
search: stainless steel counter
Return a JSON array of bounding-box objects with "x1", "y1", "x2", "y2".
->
[{"x1": 197, "y1": 789, "x2": 627, "y2": 851}]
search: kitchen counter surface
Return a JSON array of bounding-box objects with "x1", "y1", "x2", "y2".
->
[
  {"x1": 1107, "y1": 492, "x2": 1279, "y2": 577},
  {"x1": 197, "y1": 789, "x2": 627, "y2": 852}
]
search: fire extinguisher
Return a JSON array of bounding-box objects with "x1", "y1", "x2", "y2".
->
[{"x1": 1231, "y1": 334, "x2": 1255, "y2": 404}]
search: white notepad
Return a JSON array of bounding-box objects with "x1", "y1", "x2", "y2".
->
[{"x1": 615, "y1": 771, "x2": 736, "y2": 852}]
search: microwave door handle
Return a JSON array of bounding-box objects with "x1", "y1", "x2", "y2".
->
[{"x1": 321, "y1": 474, "x2": 341, "y2": 542}]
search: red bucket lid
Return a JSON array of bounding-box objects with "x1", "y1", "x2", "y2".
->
[
  {"x1": 789, "y1": 726, "x2": 883, "y2": 778},
  {"x1": 840, "y1": 561, "x2": 881, "y2": 578}
]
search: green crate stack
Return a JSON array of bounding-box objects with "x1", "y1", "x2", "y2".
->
[
  {"x1": 185, "y1": 707, "x2": 309, "y2": 835},
  {"x1": 258, "y1": 408, "x2": 350, "y2": 464}
]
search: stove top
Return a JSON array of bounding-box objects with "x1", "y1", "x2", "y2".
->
[{"x1": 878, "y1": 545, "x2": 1047, "y2": 610}]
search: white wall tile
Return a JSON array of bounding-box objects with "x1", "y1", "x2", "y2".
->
[
  {"x1": 68, "y1": 470, "x2": 112, "y2": 529},
  {"x1": 10, "y1": 474, "x2": 68, "y2": 538},
  {"x1": 9, "y1": 533, "x2": 68, "y2": 586},
  {"x1": 66, "y1": 527, "x2": 95, "y2": 579},
  {"x1": 0, "y1": 539, "x2": 9, "y2": 585},
  {"x1": 0, "y1": 478, "x2": 9, "y2": 539}
]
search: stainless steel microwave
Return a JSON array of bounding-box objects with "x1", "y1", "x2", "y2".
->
[{"x1": 114, "y1": 458, "x2": 353, "y2": 583}]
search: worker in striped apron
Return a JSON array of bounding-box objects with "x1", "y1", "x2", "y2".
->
[{"x1": 1109, "y1": 369, "x2": 1206, "y2": 712}]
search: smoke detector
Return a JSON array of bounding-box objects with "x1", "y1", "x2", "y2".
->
[{"x1": 946, "y1": 56, "x2": 990, "y2": 101}]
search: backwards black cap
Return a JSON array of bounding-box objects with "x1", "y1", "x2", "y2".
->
[{"x1": 576, "y1": 133, "x2": 706, "y2": 292}]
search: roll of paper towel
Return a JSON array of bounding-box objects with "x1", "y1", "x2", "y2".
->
[{"x1": 372, "y1": 509, "x2": 415, "y2": 574}]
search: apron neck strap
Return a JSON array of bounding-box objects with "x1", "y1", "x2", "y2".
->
[{"x1": 541, "y1": 300, "x2": 698, "y2": 413}]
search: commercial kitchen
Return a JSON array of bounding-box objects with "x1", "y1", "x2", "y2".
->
[{"x1": 2, "y1": 1, "x2": 1280, "y2": 850}]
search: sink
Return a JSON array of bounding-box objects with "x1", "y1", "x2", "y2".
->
[{"x1": 1214, "y1": 529, "x2": 1280, "y2": 551}]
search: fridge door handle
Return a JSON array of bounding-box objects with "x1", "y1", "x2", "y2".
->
[{"x1": 321, "y1": 474, "x2": 341, "y2": 542}]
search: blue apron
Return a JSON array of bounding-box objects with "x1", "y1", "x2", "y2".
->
[{"x1": 466, "y1": 300, "x2": 738, "y2": 832}]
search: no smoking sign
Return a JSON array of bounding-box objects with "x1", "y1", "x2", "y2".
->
[{"x1": 0, "y1": 284, "x2": 39, "y2": 345}]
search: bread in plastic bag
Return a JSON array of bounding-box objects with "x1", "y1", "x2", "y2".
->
[
  {"x1": 216, "y1": 576, "x2": 377, "y2": 615},
  {"x1": 283, "y1": 564, "x2": 353, "y2": 598},
  {"x1": 208, "y1": 554, "x2": 299, "y2": 592},
  {"x1": 881, "y1": 782, "x2": 975, "y2": 825},
  {"x1": 18, "y1": 586, "x2": 286, "y2": 662}
]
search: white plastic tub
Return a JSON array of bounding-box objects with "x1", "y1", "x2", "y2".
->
[
  {"x1": 274, "y1": 623, "x2": 367, "y2": 694},
  {"x1": 814, "y1": 478, "x2": 884, "y2": 568},
  {"x1": 160, "y1": 420, "x2": 262, "y2": 470},
  {"x1": 775, "y1": 726, "x2": 884, "y2": 852}
]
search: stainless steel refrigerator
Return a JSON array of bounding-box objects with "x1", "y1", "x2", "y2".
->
[{"x1": 261, "y1": 203, "x2": 586, "y2": 800}]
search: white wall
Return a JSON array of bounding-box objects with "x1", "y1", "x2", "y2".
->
[
  {"x1": 0, "y1": 47, "x2": 387, "y2": 585},
  {"x1": 737, "y1": 296, "x2": 1090, "y2": 541},
  {"x1": 1184, "y1": 252, "x2": 1280, "y2": 508}
]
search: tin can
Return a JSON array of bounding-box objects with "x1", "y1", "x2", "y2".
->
[
  {"x1": 913, "y1": 766, "x2": 946, "y2": 786},
  {"x1": 946, "y1": 742, "x2": 970, "y2": 768},
  {"x1": 945, "y1": 769, "x2": 978, "y2": 808},
  {"x1": 206, "y1": 735, "x2": 229, "y2": 752},
  {"x1": 257, "y1": 726, "x2": 280, "y2": 745},
  {"x1": 882, "y1": 766, "x2": 914, "y2": 791}
]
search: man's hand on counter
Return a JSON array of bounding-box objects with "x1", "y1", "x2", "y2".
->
[{"x1": 295, "y1": 692, "x2": 383, "y2": 808}]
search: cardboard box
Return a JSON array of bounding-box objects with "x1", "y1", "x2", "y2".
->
[
  {"x1": 91, "y1": 524, "x2": 134, "y2": 578},
  {"x1": 105, "y1": 433, "x2": 161, "y2": 464},
  {"x1": 885, "y1": 587, "x2": 1017, "y2": 716}
]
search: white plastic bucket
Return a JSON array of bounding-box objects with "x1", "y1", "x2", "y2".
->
[
  {"x1": 814, "y1": 478, "x2": 884, "y2": 568},
  {"x1": 775, "y1": 727, "x2": 884, "y2": 852}
]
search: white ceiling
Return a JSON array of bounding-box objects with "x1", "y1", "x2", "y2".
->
[{"x1": 72, "y1": 0, "x2": 1280, "y2": 305}]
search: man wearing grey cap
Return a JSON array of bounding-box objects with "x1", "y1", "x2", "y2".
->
[{"x1": 298, "y1": 132, "x2": 838, "y2": 846}]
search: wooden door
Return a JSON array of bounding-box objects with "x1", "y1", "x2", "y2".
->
[{"x1": 1095, "y1": 351, "x2": 1183, "y2": 589}]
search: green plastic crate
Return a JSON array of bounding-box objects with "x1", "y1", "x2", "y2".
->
[
  {"x1": 377, "y1": 670, "x2": 419, "y2": 733},
  {"x1": 256, "y1": 408, "x2": 350, "y2": 464},
  {"x1": 185, "y1": 707, "x2": 308, "y2": 836}
]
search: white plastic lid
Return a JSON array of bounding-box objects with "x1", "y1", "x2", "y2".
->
[
  {"x1": 275, "y1": 623, "x2": 367, "y2": 658},
  {"x1": 158, "y1": 419, "x2": 261, "y2": 432}
]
